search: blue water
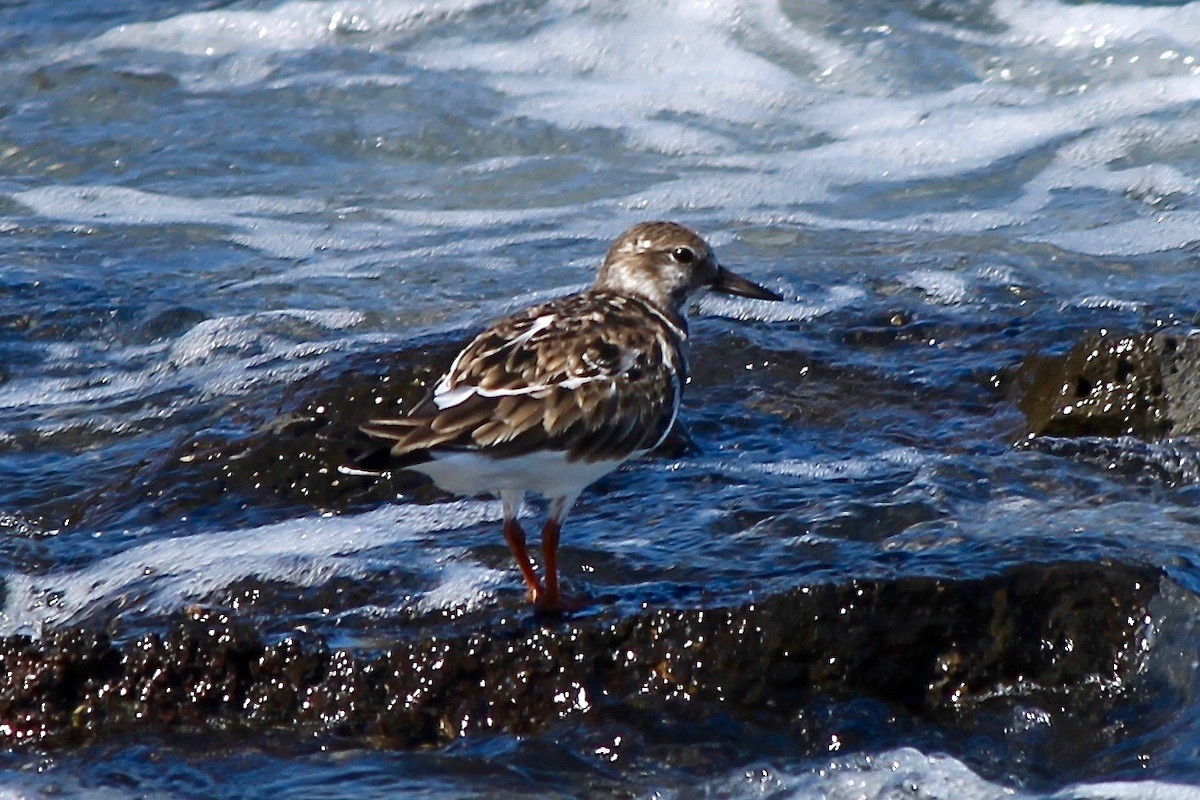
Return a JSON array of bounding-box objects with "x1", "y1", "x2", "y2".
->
[{"x1": 3, "y1": 0, "x2": 1200, "y2": 796}]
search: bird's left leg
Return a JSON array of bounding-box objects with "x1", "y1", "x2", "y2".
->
[{"x1": 500, "y1": 490, "x2": 543, "y2": 602}]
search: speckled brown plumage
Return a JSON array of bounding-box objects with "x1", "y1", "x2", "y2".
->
[{"x1": 360, "y1": 290, "x2": 685, "y2": 464}]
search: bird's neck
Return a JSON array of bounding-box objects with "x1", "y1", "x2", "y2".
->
[{"x1": 594, "y1": 285, "x2": 689, "y2": 340}]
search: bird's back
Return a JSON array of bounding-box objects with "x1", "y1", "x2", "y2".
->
[{"x1": 361, "y1": 289, "x2": 687, "y2": 466}]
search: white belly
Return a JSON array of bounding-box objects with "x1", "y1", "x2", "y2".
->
[{"x1": 408, "y1": 449, "x2": 629, "y2": 499}]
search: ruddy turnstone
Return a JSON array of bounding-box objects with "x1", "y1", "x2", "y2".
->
[{"x1": 359, "y1": 221, "x2": 782, "y2": 612}]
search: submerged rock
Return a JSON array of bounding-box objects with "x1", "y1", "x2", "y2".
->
[{"x1": 0, "y1": 561, "x2": 1158, "y2": 752}]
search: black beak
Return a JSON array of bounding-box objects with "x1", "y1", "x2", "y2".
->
[{"x1": 711, "y1": 265, "x2": 783, "y2": 301}]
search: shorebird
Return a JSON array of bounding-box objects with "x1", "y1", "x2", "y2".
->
[{"x1": 359, "y1": 221, "x2": 782, "y2": 611}]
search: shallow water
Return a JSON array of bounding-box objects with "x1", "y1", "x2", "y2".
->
[{"x1": 3, "y1": 0, "x2": 1200, "y2": 796}]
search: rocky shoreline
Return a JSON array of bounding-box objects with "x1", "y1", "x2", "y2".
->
[{"x1": 0, "y1": 560, "x2": 1158, "y2": 753}]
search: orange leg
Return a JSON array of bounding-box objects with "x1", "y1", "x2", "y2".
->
[
  {"x1": 532, "y1": 493, "x2": 589, "y2": 613},
  {"x1": 503, "y1": 517, "x2": 544, "y2": 602},
  {"x1": 537, "y1": 516, "x2": 587, "y2": 614}
]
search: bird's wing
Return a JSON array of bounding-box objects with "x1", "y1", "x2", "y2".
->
[{"x1": 361, "y1": 292, "x2": 685, "y2": 463}]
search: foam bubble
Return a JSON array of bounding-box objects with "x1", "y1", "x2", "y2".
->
[
  {"x1": 415, "y1": 559, "x2": 508, "y2": 613},
  {"x1": 901, "y1": 269, "x2": 972, "y2": 305}
]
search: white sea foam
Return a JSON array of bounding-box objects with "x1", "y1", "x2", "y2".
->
[
  {"x1": 397, "y1": 0, "x2": 1200, "y2": 256},
  {"x1": 1034, "y1": 211, "x2": 1200, "y2": 257},
  {"x1": 697, "y1": 284, "x2": 864, "y2": 323},
  {"x1": 415, "y1": 559, "x2": 508, "y2": 614},
  {"x1": 624, "y1": 75, "x2": 1200, "y2": 236},
  {"x1": 995, "y1": 0, "x2": 1200, "y2": 58},
  {"x1": 699, "y1": 749, "x2": 1017, "y2": 799},
  {"x1": 751, "y1": 447, "x2": 930, "y2": 481},
  {"x1": 85, "y1": 0, "x2": 497, "y2": 57},
  {"x1": 9, "y1": 0, "x2": 1199, "y2": 266},
  {"x1": 8, "y1": 183, "x2": 472, "y2": 269},
  {"x1": 0, "y1": 308, "x2": 369, "y2": 422},
  {"x1": 688, "y1": 748, "x2": 1200, "y2": 800},
  {"x1": 643, "y1": 447, "x2": 931, "y2": 483},
  {"x1": 13, "y1": 184, "x2": 322, "y2": 223},
  {"x1": 166, "y1": 309, "x2": 363, "y2": 368},
  {"x1": 11, "y1": 185, "x2": 336, "y2": 259},
  {"x1": 901, "y1": 269, "x2": 972, "y2": 305},
  {"x1": 409, "y1": 0, "x2": 806, "y2": 155},
  {"x1": 0, "y1": 501, "x2": 505, "y2": 636}
]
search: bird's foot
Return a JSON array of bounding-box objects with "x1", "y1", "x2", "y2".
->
[{"x1": 532, "y1": 589, "x2": 589, "y2": 617}]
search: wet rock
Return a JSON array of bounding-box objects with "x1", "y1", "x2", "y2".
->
[
  {"x1": 1016, "y1": 330, "x2": 1200, "y2": 439},
  {"x1": 0, "y1": 561, "x2": 1158, "y2": 751}
]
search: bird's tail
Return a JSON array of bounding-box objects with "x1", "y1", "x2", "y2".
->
[
  {"x1": 359, "y1": 418, "x2": 422, "y2": 442},
  {"x1": 339, "y1": 419, "x2": 438, "y2": 477}
]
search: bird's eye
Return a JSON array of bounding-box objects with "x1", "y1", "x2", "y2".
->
[{"x1": 671, "y1": 247, "x2": 696, "y2": 264}]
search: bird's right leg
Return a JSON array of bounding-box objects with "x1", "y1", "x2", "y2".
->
[
  {"x1": 536, "y1": 492, "x2": 586, "y2": 614},
  {"x1": 501, "y1": 490, "x2": 543, "y2": 602}
]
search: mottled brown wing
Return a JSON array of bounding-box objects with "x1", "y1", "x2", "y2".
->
[{"x1": 361, "y1": 291, "x2": 685, "y2": 464}]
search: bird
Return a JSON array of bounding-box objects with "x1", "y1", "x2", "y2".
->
[{"x1": 357, "y1": 221, "x2": 782, "y2": 612}]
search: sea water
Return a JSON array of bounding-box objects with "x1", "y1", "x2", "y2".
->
[{"x1": 2, "y1": 0, "x2": 1200, "y2": 796}]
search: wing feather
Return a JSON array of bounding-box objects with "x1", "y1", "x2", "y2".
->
[
  {"x1": 363, "y1": 290, "x2": 686, "y2": 464},
  {"x1": 428, "y1": 394, "x2": 492, "y2": 435}
]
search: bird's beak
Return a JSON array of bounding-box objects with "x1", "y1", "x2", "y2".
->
[{"x1": 711, "y1": 265, "x2": 783, "y2": 301}]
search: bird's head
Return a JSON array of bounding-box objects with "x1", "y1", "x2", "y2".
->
[{"x1": 595, "y1": 221, "x2": 782, "y2": 313}]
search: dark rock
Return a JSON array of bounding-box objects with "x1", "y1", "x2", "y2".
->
[
  {"x1": 0, "y1": 561, "x2": 1159, "y2": 751},
  {"x1": 1016, "y1": 330, "x2": 1200, "y2": 439}
]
